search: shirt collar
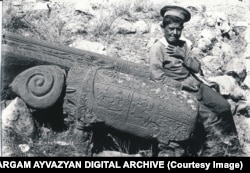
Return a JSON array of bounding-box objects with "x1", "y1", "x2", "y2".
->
[{"x1": 159, "y1": 37, "x2": 169, "y2": 48}]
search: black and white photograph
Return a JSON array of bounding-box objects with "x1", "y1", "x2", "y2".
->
[{"x1": 1, "y1": 0, "x2": 250, "y2": 158}]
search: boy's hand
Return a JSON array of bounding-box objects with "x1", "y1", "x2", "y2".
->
[
  {"x1": 206, "y1": 81, "x2": 220, "y2": 92},
  {"x1": 182, "y1": 83, "x2": 198, "y2": 92},
  {"x1": 166, "y1": 45, "x2": 186, "y2": 60}
]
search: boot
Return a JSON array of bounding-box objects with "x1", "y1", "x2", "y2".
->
[{"x1": 198, "y1": 103, "x2": 241, "y2": 156}]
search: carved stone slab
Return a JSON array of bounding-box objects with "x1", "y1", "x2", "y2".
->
[
  {"x1": 9, "y1": 65, "x2": 65, "y2": 109},
  {"x1": 64, "y1": 67, "x2": 198, "y2": 144},
  {"x1": 2, "y1": 32, "x2": 149, "y2": 75},
  {"x1": 1, "y1": 32, "x2": 148, "y2": 99}
]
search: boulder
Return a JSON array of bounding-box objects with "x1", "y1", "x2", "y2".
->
[
  {"x1": 206, "y1": 17, "x2": 216, "y2": 27},
  {"x1": 2, "y1": 97, "x2": 35, "y2": 137},
  {"x1": 215, "y1": 12, "x2": 231, "y2": 33},
  {"x1": 200, "y1": 29, "x2": 216, "y2": 42},
  {"x1": 134, "y1": 20, "x2": 149, "y2": 34},
  {"x1": 198, "y1": 38, "x2": 213, "y2": 52},
  {"x1": 113, "y1": 19, "x2": 136, "y2": 34},
  {"x1": 208, "y1": 75, "x2": 246, "y2": 101},
  {"x1": 57, "y1": 0, "x2": 95, "y2": 16},
  {"x1": 224, "y1": 58, "x2": 246, "y2": 82},
  {"x1": 221, "y1": 42, "x2": 234, "y2": 63},
  {"x1": 210, "y1": 45, "x2": 223, "y2": 57},
  {"x1": 69, "y1": 39, "x2": 107, "y2": 55},
  {"x1": 234, "y1": 99, "x2": 250, "y2": 117},
  {"x1": 201, "y1": 55, "x2": 223, "y2": 76}
]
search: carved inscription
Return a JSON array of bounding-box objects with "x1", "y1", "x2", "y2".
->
[{"x1": 64, "y1": 67, "x2": 198, "y2": 144}]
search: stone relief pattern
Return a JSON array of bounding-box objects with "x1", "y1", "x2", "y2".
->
[
  {"x1": 93, "y1": 69, "x2": 197, "y2": 143},
  {"x1": 63, "y1": 66, "x2": 99, "y2": 131},
  {"x1": 10, "y1": 65, "x2": 65, "y2": 109},
  {"x1": 96, "y1": 69, "x2": 197, "y2": 114},
  {"x1": 3, "y1": 33, "x2": 198, "y2": 143},
  {"x1": 63, "y1": 67, "x2": 89, "y2": 117},
  {"x1": 64, "y1": 67, "x2": 198, "y2": 144}
]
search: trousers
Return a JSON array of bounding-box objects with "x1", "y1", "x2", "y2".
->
[
  {"x1": 158, "y1": 83, "x2": 239, "y2": 156},
  {"x1": 196, "y1": 83, "x2": 237, "y2": 136}
]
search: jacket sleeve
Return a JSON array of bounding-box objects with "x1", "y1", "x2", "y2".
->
[
  {"x1": 149, "y1": 43, "x2": 183, "y2": 90},
  {"x1": 183, "y1": 45, "x2": 201, "y2": 73}
]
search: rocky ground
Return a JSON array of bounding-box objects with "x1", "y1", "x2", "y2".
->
[{"x1": 1, "y1": 0, "x2": 250, "y2": 156}]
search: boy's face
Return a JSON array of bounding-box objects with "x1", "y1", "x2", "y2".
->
[{"x1": 163, "y1": 22, "x2": 183, "y2": 44}]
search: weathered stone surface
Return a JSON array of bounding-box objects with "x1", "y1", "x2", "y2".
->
[
  {"x1": 2, "y1": 97, "x2": 35, "y2": 137},
  {"x1": 63, "y1": 66, "x2": 198, "y2": 144},
  {"x1": 220, "y1": 42, "x2": 234, "y2": 63},
  {"x1": 134, "y1": 20, "x2": 149, "y2": 34},
  {"x1": 198, "y1": 38, "x2": 212, "y2": 52},
  {"x1": 2, "y1": 32, "x2": 150, "y2": 99},
  {"x1": 2, "y1": 32, "x2": 199, "y2": 154},
  {"x1": 210, "y1": 45, "x2": 223, "y2": 57},
  {"x1": 206, "y1": 17, "x2": 216, "y2": 27},
  {"x1": 215, "y1": 12, "x2": 231, "y2": 34},
  {"x1": 9, "y1": 65, "x2": 65, "y2": 109},
  {"x1": 224, "y1": 58, "x2": 246, "y2": 82},
  {"x1": 200, "y1": 29, "x2": 216, "y2": 42},
  {"x1": 69, "y1": 39, "x2": 107, "y2": 55},
  {"x1": 113, "y1": 18, "x2": 136, "y2": 34},
  {"x1": 2, "y1": 32, "x2": 149, "y2": 76},
  {"x1": 201, "y1": 55, "x2": 223, "y2": 76},
  {"x1": 208, "y1": 75, "x2": 246, "y2": 101},
  {"x1": 2, "y1": 97, "x2": 35, "y2": 157}
]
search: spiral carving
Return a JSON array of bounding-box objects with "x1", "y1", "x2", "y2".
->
[{"x1": 10, "y1": 65, "x2": 65, "y2": 109}]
